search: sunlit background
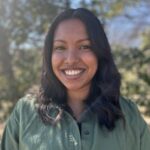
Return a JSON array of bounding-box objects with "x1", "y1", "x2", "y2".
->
[{"x1": 0, "y1": 0, "x2": 150, "y2": 138}]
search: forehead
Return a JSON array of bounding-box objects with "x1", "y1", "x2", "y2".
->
[{"x1": 54, "y1": 19, "x2": 88, "y2": 40}]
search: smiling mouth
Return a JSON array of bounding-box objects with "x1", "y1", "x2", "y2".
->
[{"x1": 62, "y1": 69, "x2": 85, "y2": 76}]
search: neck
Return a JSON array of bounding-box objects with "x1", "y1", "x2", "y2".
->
[
  {"x1": 67, "y1": 87, "x2": 90, "y2": 121},
  {"x1": 68, "y1": 100, "x2": 85, "y2": 121},
  {"x1": 67, "y1": 84, "x2": 90, "y2": 102}
]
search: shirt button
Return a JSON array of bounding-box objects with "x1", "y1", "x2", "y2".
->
[{"x1": 84, "y1": 130, "x2": 90, "y2": 135}]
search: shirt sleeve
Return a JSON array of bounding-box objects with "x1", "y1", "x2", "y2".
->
[
  {"x1": 129, "y1": 100, "x2": 150, "y2": 150},
  {"x1": 140, "y1": 121, "x2": 150, "y2": 150},
  {"x1": 1, "y1": 100, "x2": 21, "y2": 150},
  {"x1": 121, "y1": 98, "x2": 150, "y2": 150}
]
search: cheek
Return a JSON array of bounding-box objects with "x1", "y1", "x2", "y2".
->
[
  {"x1": 90, "y1": 59, "x2": 98, "y2": 76},
  {"x1": 83, "y1": 53, "x2": 98, "y2": 70},
  {"x1": 51, "y1": 53, "x2": 63, "y2": 70}
]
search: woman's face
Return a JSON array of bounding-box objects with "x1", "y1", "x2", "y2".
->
[{"x1": 51, "y1": 19, "x2": 98, "y2": 94}]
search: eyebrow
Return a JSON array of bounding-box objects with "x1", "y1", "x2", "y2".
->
[
  {"x1": 77, "y1": 38, "x2": 90, "y2": 43},
  {"x1": 54, "y1": 38, "x2": 90, "y2": 43},
  {"x1": 53, "y1": 39, "x2": 66, "y2": 43}
]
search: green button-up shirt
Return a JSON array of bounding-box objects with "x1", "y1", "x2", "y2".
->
[{"x1": 1, "y1": 95, "x2": 150, "y2": 150}]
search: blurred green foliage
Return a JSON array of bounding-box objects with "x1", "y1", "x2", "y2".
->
[
  {"x1": 0, "y1": 0, "x2": 150, "y2": 121},
  {"x1": 114, "y1": 36, "x2": 150, "y2": 106}
]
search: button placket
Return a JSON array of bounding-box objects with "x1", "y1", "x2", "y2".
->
[
  {"x1": 80, "y1": 114, "x2": 96, "y2": 150},
  {"x1": 83, "y1": 130, "x2": 90, "y2": 135},
  {"x1": 81, "y1": 123, "x2": 91, "y2": 138}
]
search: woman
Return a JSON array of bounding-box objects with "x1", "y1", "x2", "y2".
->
[{"x1": 1, "y1": 8, "x2": 150, "y2": 150}]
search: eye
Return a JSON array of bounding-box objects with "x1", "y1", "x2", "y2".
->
[
  {"x1": 79, "y1": 45, "x2": 92, "y2": 50},
  {"x1": 53, "y1": 46, "x2": 66, "y2": 51}
]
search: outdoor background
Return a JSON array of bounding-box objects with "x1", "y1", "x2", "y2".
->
[{"x1": 0, "y1": 0, "x2": 150, "y2": 139}]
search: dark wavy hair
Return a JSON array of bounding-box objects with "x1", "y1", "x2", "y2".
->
[{"x1": 38, "y1": 8, "x2": 125, "y2": 131}]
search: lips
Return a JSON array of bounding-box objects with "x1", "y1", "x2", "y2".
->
[{"x1": 61, "y1": 68, "x2": 85, "y2": 78}]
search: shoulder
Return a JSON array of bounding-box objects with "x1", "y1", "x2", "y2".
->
[
  {"x1": 120, "y1": 97, "x2": 142, "y2": 121},
  {"x1": 9, "y1": 94, "x2": 39, "y2": 125},
  {"x1": 15, "y1": 94, "x2": 38, "y2": 111},
  {"x1": 119, "y1": 97, "x2": 148, "y2": 132},
  {"x1": 119, "y1": 98, "x2": 150, "y2": 149},
  {"x1": 120, "y1": 97, "x2": 139, "y2": 116}
]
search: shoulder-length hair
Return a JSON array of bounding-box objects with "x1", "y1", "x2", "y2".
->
[{"x1": 38, "y1": 8, "x2": 124, "y2": 131}]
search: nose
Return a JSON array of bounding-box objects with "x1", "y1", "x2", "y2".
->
[{"x1": 65, "y1": 49, "x2": 79, "y2": 65}]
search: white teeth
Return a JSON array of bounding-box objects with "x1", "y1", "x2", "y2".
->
[{"x1": 64, "y1": 70, "x2": 82, "y2": 76}]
